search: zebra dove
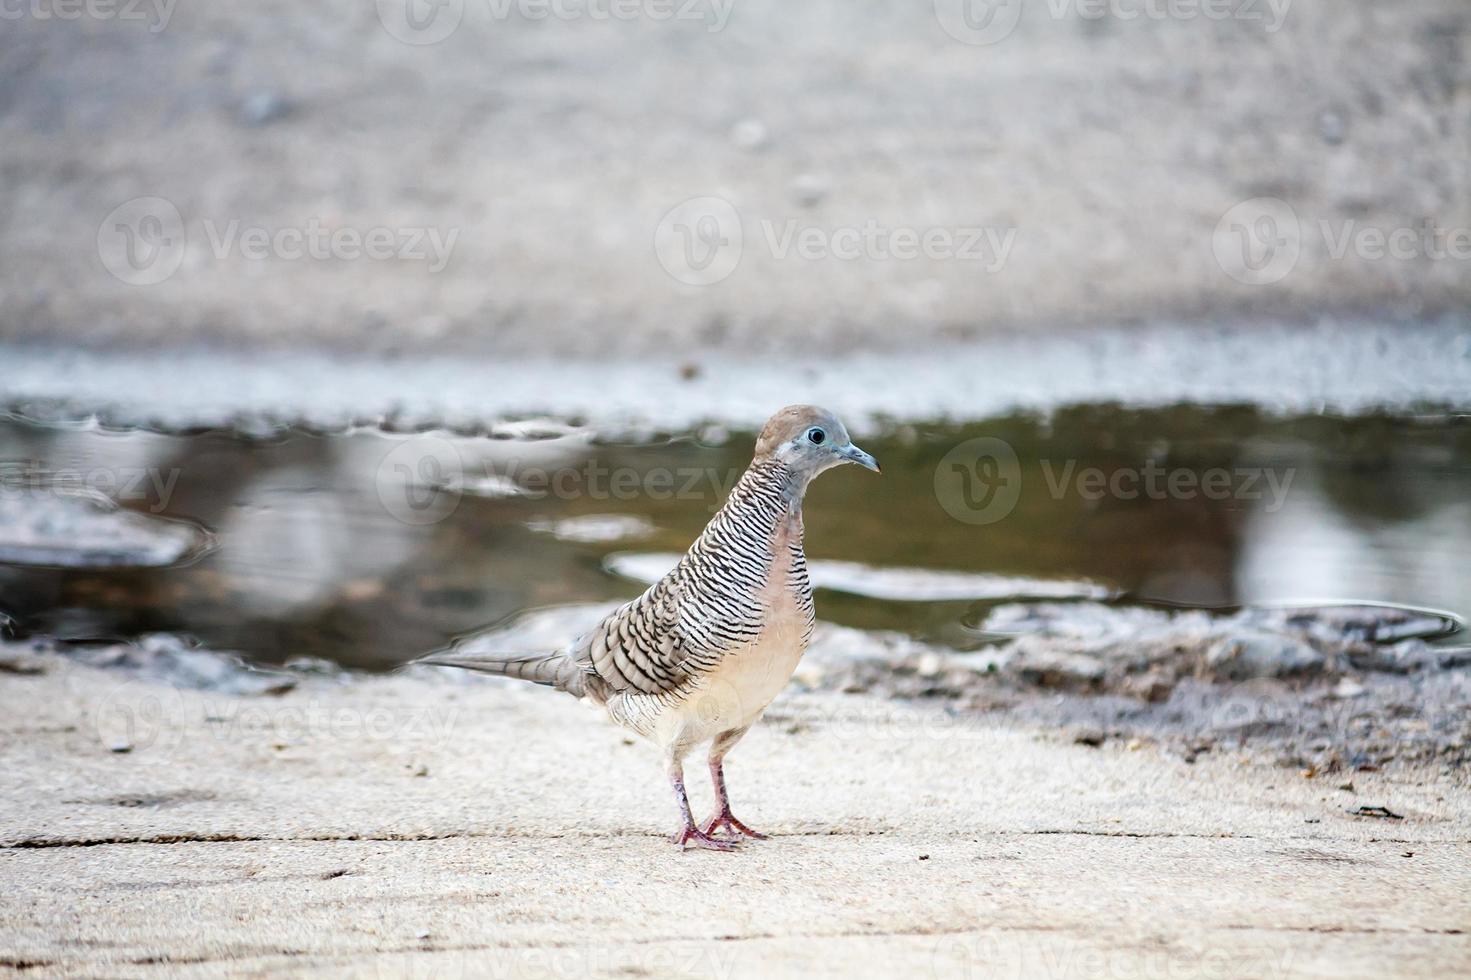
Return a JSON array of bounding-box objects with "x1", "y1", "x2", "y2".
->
[{"x1": 419, "y1": 406, "x2": 880, "y2": 851}]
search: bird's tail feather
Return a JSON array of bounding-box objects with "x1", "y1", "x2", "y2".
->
[{"x1": 412, "y1": 650, "x2": 585, "y2": 697}]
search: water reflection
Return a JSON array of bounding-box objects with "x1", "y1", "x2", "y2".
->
[
  {"x1": 1239, "y1": 465, "x2": 1471, "y2": 615},
  {"x1": 0, "y1": 407, "x2": 1465, "y2": 669}
]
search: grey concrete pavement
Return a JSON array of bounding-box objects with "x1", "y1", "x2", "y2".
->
[{"x1": 2, "y1": 657, "x2": 1467, "y2": 977}]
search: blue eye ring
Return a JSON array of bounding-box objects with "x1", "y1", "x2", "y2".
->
[{"x1": 807, "y1": 427, "x2": 826, "y2": 445}]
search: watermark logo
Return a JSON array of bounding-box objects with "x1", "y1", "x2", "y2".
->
[
  {"x1": 936, "y1": 0, "x2": 1290, "y2": 45},
  {"x1": 935, "y1": 932, "x2": 1295, "y2": 979},
  {"x1": 800, "y1": 698, "x2": 1006, "y2": 746},
  {"x1": 1056, "y1": 0, "x2": 1291, "y2": 30},
  {"x1": 933, "y1": 0, "x2": 1025, "y2": 45},
  {"x1": 935, "y1": 437, "x2": 1023, "y2": 526},
  {"x1": 1207, "y1": 688, "x2": 1298, "y2": 736},
  {"x1": 654, "y1": 195, "x2": 744, "y2": 286},
  {"x1": 935, "y1": 439, "x2": 1297, "y2": 525},
  {"x1": 375, "y1": 435, "x2": 465, "y2": 526},
  {"x1": 933, "y1": 933, "x2": 1026, "y2": 979},
  {"x1": 208, "y1": 699, "x2": 460, "y2": 745},
  {"x1": 1, "y1": 0, "x2": 177, "y2": 32},
  {"x1": 92, "y1": 678, "x2": 188, "y2": 754},
  {"x1": 97, "y1": 198, "x2": 460, "y2": 285},
  {"x1": 203, "y1": 218, "x2": 458, "y2": 271},
  {"x1": 375, "y1": 0, "x2": 733, "y2": 45},
  {"x1": 1214, "y1": 198, "x2": 1471, "y2": 286},
  {"x1": 1213, "y1": 197, "x2": 1301, "y2": 285},
  {"x1": 97, "y1": 197, "x2": 187, "y2": 286},
  {"x1": 376, "y1": 0, "x2": 465, "y2": 45},
  {"x1": 0, "y1": 462, "x2": 182, "y2": 514},
  {"x1": 678, "y1": 664, "x2": 1001, "y2": 749},
  {"x1": 373, "y1": 446, "x2": 747, "y2": 526},
  {"x1": 1038, "y1": 458, "x2": 1295, "y2": 510},
  {"x1": 762, "y1": 219, "x2": 1015, "y2": 268},
  {"x1": 486, "y1": 0, "x2": 734, "y2": 29},
  {"x1": 366, "y1": 944, "x2": 742, "y2": 979},
  {"x1": 90, "y1": 679, "x2": 462, "y2": 760},
  {"x1": 654, "y1": 195, "x2": 1018, "y2": 287},
  {"x1": 1315, "y1": 218, "x2": 1471, "y2": 264}
]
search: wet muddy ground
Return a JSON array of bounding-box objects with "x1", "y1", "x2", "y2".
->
[{"x1": 1, "y1": 405, "x2": 1467, "y2": 778}]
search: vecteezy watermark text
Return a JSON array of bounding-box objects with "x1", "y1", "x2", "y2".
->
[
  {"x1": 97, "y1": 197, "x2": 459, "y2": 285},
  {"x1": 933, "y1": 0, "x2": 1292, "y2": 47},
  {"x1": 202, "y1": 218, "x2": 458, "y2": 271},
  {"x1": 934, "y1": 437, "x2": 1295, "y2": 525},
  {"x1": 92, "y1": 680, "x2": 461, "y2": 755},
  {"x1": 1038, "y1": 459, "x2": 1294, "y2": 509},
  {"x1": 762, "y1": 218, "x2": 1015, "y2": 268},
  {"x1": 653, "y1": 195, "x2": 1017, "y2": 287},
  {"x1": 374, "y1": 435, "x2": 746, "y2": 525},
  {"x1": 374, "y1": 0, "x2": 734, "y2": 46},
  {"x1": 1050, "y1": 0, "x2": 1291, "y2": 28},
  {"x1": 1213, "y1": 198, "x2": 1471, "y2": 286},
  {"x1": 490, "y1": 458, "x2": 742, "y2": 502},
  {"x1": 484, "y1": 0, "x2": 733, "y2": 28},
  {"x1": 933, "y1": 931, "x2": 1296, "y2": 980},
  {"x1": 0, "y1": 462, "x2": 181, "y2": 514},
  {"x1": 204, "y1": 699, "x2": 459, "y2": 744},
  {"x1": 0, "y1": 0, "x2": 176, "y2": 31}
]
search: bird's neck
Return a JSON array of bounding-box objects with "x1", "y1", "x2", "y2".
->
[
  {"x1": 698, "y1": 458, "x2": 805, "y2": 556},
  {"x1": 730, "y1": 457, "x2": 804, "y2": 515}
]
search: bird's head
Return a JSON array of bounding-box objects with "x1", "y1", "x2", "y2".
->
[{"x1": 753, "y1": 405, "x2": 881, "y2": 486}]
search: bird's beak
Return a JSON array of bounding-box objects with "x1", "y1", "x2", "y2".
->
[{"x1": 840, "y1": 443, "x2": 881, "y2": 473}]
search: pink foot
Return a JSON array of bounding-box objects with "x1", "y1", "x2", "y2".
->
[
  {"x1": 671, "y1": 823, "x2": 739, "y2": 851},
  {"x1": 701, "y1": 810, "x2": 769, "y2": 840}
]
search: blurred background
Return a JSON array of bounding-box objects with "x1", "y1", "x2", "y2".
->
[
  {"x1": 1, "y1": 0, "x2": 1468, "y2": 355},
  {"x1": 0, "y1": 0, "x2": 1469, "y2": 765}
]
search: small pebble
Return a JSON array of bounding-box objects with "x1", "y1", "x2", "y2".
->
[
  {"x1": 729, "y1": 118, "x2": 769, "y2": 151},
  {"x1": 238, "y1": 91, "x2": 293, "y2": 127},
  {"x1": 789, "y1": 173, "x2": 829, "y2": 208},
  {"x1": 1073, "y1": 729, "x2": 1106, "y2": 748},
  {"x1": 1318, "y1": 109, "x2": 1348, "y2": 146},
  {"x1": 0, "y1": 653, "x2": 46, "y2": 675}
]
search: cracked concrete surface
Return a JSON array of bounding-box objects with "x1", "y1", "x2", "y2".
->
[{"x1": 1, "y1": 658, "x2": 1468, "y2": 977}]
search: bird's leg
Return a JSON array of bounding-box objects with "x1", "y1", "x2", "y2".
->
[
  {"x1": 701, "y1": 727, "x2": 768, "y2": 840},
  {"x1": 667, "y1": 758, "x2": 737, "y2": 852}
]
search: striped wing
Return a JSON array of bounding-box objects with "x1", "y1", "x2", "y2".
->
[
  {"x1": 576, "y1": 546, "x2": 777, "y2": 699},
  {"x1": 577, "y1": 574, "x2": 690, "y2": 697}
]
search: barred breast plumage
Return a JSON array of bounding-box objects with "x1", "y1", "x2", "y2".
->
[
  {"x1": 584, "y1": 458, "x2": 815, "y2": 739},
  {"x1": 419, "y1": 405, "x2": 880, "y2": 851}
]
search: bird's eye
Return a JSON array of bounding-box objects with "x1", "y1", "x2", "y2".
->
[{"x1": 807, "y1": 427, "x2": 826, "y2": 445}]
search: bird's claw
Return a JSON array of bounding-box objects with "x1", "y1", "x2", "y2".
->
[
  {"x1": 671, "y1": 824, "x2": 739, "y2": 851},
  {"x1": 701, "y1": 811, "x2": 768, "y2": 840}
]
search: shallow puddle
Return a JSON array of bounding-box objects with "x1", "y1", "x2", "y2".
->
[{"x1": 0, "y1": 406, "x2": 1466, "y2": 669}]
